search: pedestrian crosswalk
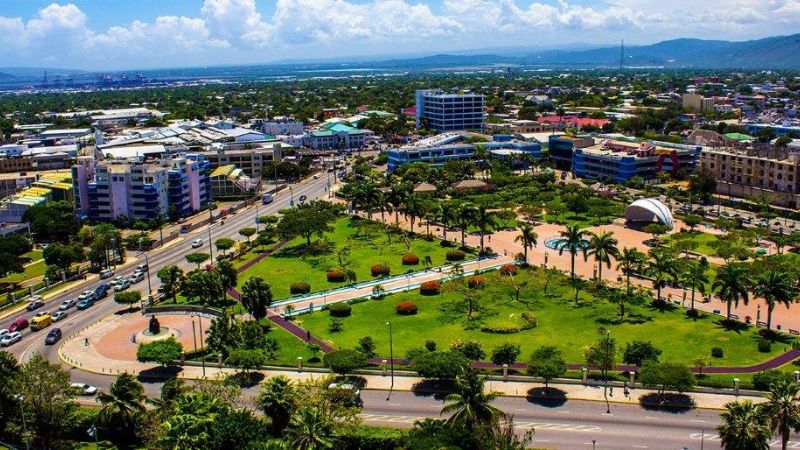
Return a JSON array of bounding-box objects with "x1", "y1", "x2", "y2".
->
[{"x1": 358, "y1": 414, "x2": 600, "y2": 432}]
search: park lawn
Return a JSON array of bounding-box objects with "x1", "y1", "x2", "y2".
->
[
  {"x1": 238, "y1": 217, "x2": 465, "y2": 300},
  {"x1": 662, "y1": 231, "x2": 722, "y2": 257},
  {"x1": 298, "y1": 267, "x2": 791, "y2": 368},
  {"x1": 0, "y1": 250, "x2": 46, "y2": 283},
  {"x1": 268, "y1": 324, "x2": 325, "y2": 367},
  {"x1": 544, "y1": 211, "x2": 617, "y2": 228}
]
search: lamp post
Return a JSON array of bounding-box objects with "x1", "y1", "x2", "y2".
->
[
  {"x1": 198, "y1": 315, "x2": 206, "y2": 377},
  {"x1": 386, "y1": 321, "x2": 394, "y2": 401},
  {"x1": 207, "y1": 223, "x2": 214, "y2": 262},
  {"x1": 289, "y1": 185, "x2": 295, "y2": 207},
  {"x1": 14, "y1": 395, "x2": 30, "y2": 450}
]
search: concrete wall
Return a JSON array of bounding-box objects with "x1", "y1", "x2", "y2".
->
[{"x1": 717, "y1": 181, "x2": 800, "y2": 208}]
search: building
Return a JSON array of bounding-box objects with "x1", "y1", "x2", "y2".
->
[
  {"x1": 305, "y1": 123, "x2": 371, "y2": 150},
  {"x1": 90, "y1": 108, "x2": 165, "y2": 128},
  {"x1": 415, "y1": 90, "x2": 485, "y2": 132},
  {"x1": 625, "y1": 198, "x2": 674, "y2": 228},
  {"x1": 682, "y1": 94, "x2": 715, "y2": 113},
  {"x1": 210, "y1": 165, "x2": 259, "y2": 197},
  {"x1": 747, "y1": 123, "x2": 800, "y2": 137},
  {"x1": 572, "y1": 138, "x2": 701, "y2": 183},
  {"x1": 263, "y1": 117, "x2": 304, "y2": 136},
  {"x1": 0, "y1": 157, "x2": 34, "y2": 173},
  {"x1": 485, "y1": 120, "x2": 551, "y2": 134},
  {"x1": 387, "y1": 133, "x2": 542, "y2": 172},
  {"x1": 202, "y1": 141, "x2": 284, "y2": 179},
  {"x1": 548, "y1": 135, "x2": 595, "y2": 170}
]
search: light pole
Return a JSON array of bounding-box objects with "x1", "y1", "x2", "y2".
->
[
  {"x1": 289, "y1": 185, "x2": 295, "y2": 206},
  {"x1": 207, "y1": 223, "x2": 214, "y2": 262},
  {"x1": 198, "y1": 315, "x2": 206, "y2": 377},
  {"x1": 255, "y1": 202, "x2": 260, "y2": 233},
  {"x1": 144, "y1": 253, "x2": 152, "y2": 302},
  {"x1": 386, "y1": 321, "x2": 394, "y2": 401},
  {"x1": 14, "y1": 395, "x2": 30, "y2": 450}
]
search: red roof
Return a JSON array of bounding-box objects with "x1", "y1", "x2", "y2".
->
[
  {"x1": 357, "y1": 105, "x2": 368, "y2": 113},
  {"x1": 402, "y1": 106, "x2": 416, "y2": 117},
  {"x1": 538, "y1": 115, "x2": 610, "y2": 129}
]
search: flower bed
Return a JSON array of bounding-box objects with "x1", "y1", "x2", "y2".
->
[
  {"x1": 499, "y1": 264, "x2": 518, "y2": 276},
  {"x1": 467, "y1": 276, "x2": 485, "y2": 289},
  {"x1": 327, "y1": 269, "x2": 346, "y2": 282},
  {"x1": 371, "y1": 263, "x2": 391, "y2": 277},
  {"x1": 402, "y1": 254, "x2": 420, "y2": 265},
  {"x1": 419, "y1": 280, "x2": 441, "y2": 296},
  {"x1": 395, "y1": 301, "x2": 418, "y2": 315}
]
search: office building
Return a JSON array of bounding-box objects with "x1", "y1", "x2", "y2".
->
[
  {"x1": 572, "y1": 138, "x2": 701, "y2": 183},
  {"x1": 682, "y1": 94, "x2": 715, "y2": 113},
  {"x1": 263, "y1": 117, "x2": 305, "y2": 136},
  {"x1": 305, "y1": 123, "x2": 371, "y2": 150},
  {"x1": 202, "y1": 141, "x2": 284, "y2": 179},
  {"x1": 210, "y1": 165, "x2": 258, "y2": 197},
  {"x1": 415, "y1": 90, "x2": 485, "y2": 132}
]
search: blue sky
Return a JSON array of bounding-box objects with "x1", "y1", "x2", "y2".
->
[{"x1": 0, "y1": 0, "x2": 797, "y2": 70}]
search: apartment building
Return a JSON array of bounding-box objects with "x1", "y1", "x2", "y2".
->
[
  {"x1": 682, "y1": 94, "x2": 715, "y2": 113},
  {"x1": 202, "y1": 142, "x2": 284, "y2": 179},
  {"x1": 415, "y1": 90, "x2": 485, "y2": 132},
  {"x1": 262, "y1": 117, "x2": 304, "y2": 136}
]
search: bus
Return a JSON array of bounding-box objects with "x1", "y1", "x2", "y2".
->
[{"x1": 31, "y1": 314, "x2": 52, "y2": 331}]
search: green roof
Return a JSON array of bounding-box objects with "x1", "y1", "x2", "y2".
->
[{"x1": 724, "y1": 132, "x2": 754, "y2": 141}]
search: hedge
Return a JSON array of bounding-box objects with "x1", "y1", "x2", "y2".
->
[
  {"x1": 396, "y1": 301, "x2": 418, "y2": 315},
  {"x1": 752, "y1": 370, "x2": 794, "y2": 391},
  {"x1": 480, "y1": 312, "x2": 537, "y2": 334},
  {"x1": 402, "y1": 254, "x2": 419, "y2": 265},
  {"x1": 419, "y1": 280, "x2": 441, "y2": 296},
  {"x1": 371, "y1": 263, "x2": 391, "y2": 277},
  {"x1": 499, "y1": 264, "x2": 518, "y2": 276},
  {"x1": 328, "y1": 302, "x2": 352, "y2": 317},
  {"x1": 327, "y1": 269, "x2": 346, "y2": 282},
  {"x1": 290, "y1": 281, "x2": 311, "y2": 294},
  {"x1": 335, "y1": 426, "x2": 409, "y2": 450},
  {"x1": 467, "y1": 276, "x2": 485, "y2": 289},
  {"x1": 446, "y1": 249, "x2": 466, "y2": 261}
]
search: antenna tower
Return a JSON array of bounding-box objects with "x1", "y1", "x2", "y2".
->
[{"x1": 620, "y1": 39, "x2": 625, "y2": 71}]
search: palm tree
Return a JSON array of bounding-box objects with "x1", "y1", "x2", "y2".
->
[
  {"x1": 403, "y1": 193, "x2": 423, "y2": 234},
  {"x1": 156, "y1": 264, "x2": 185, "y2": 303},
  {"x1": 257, "y1": 375, "x2": 297, "y2": 434},
  {"x1": 753, "y1": 270, "x2": 796, "y2": 331},
  {"x1": 763, "y1": 379, "x2": 800, "y2": 450},
  {"x1": 441, "y1": 369, "x2": 506, "y2": 431},
  {"x1": 586, "y1": 231, "x2": 620, "y2": 281},
  {"x1": 96, "y1": 373, "x2": 147, "y2": 438},
  {"x1": 717, "y1": 400, "x2": 771, "y2": 450},
  {"x1": 287, "y1": 406, "x2": 335, "y2": 450},
  {"x1": 387, "y1": 184, "x2": 407, "y2": 226},
  {"x1": 456, "y1": 202, "x2": 478, "y2": 247},
  {"x1": 475, "y1": 203, "x2": 499, "y2": 253},
  {"x1": 681, "y1": 260, "x2": 709, "y2": 312},
  {"x1": 241, "y1": 275, "x2": 273, "y2": 321},
  {"x1": 713, "y1": 262, "x2": 752, "y2": 320},
  {"x1": 644, "y1": 248, "x2": 679, "y2": 303},
  {"x1": 439, "y1": 201, "x2": 457, "y2": 242},
  {"x1": 558, "y1": 225, "x2": 590, "y2": 278},
  {"x1": 617, "y1": 247, "x2": 645, "y2": 288},
  {"x1": 515, "y1": 223, "x2": 538, "y2": 265}
]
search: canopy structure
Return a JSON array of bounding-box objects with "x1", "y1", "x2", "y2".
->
[{"x1": 625, "y1": 198, "x2": 674, "y2": 228}]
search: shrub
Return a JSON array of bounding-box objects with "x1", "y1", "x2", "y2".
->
[
  {"x1": 328, "y1": 302, "x2": 352, "y2": 317},
  {"x1": 327, "y1": 269, "x2": 346, "y2": 282},
  {"x1": 499, "y1": 264, "x2": 518, "y2": 276},
  {"x1": 446, "y1": 249, "x2": 466, "y2": 261},
  {"x1": 395, "y1": 301, "x2": 418, "y2": 315},
  {"x1": 686, "y1": 309, "x2": 699, "y2": 318},
  {"x1": 402, "y1": 254, "x2": 419, "y2": 265},
  {"x1": 419, "y1": 280, "x2": 441, "y2": 296},
  {"x1": 335, "y1": 426, "x2": 409, "y2": 450},
  {"x1": 480, "y1": 324, "x2": 521, "y2": 334},
  {"x1": 290, "y1": 281, "x2": 311, "y2": 294},
  {"x1": 757, "y1": 339, "x2": 771, "y2": 353},
  {"x1": 371, "y1": 263, "x2": 391, "y2": 277},
  {"x1": 753, "y1": 369, "x2": 794, "y2": 391},
  {"x1": 467, "y1": 276, "x2": 485, "y2": 289},
  {"x1": 711, "y1": 347, "x2": 724, "y2": 358},
  {"x1": 521, "y1": 312, "x2": 538, "y2": 329},
  {"x1": 424, "y1": 340, "x2": 437, "y2": 351},
  {"x1": 450, "y1": 340, "x2": 486, "y2": 360}
]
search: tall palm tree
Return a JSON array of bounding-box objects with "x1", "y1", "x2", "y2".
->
[
  {"x1": 644, "y1": 248, "x2": 679, "y2": 303},
  {"x1": 439, "y1": 201, "x2": 457, "y2": 242},
  {"x1": 713, "y1": 262, "x2": 752, "y2": 320},
  {"x1": 96, "y1": 373, "x2": 147, "y2": 438},
  {"x1": 681, "y1": 260, "x2": 709, "y2": 312},
  {"x1": 586, "y1": 231, "x2": 620, "y2": 281},
  {"x1": 257, "y1": 375, "x2": 297, "y2": 435},
  {"x1": 717, "y1": 400, "x2": 771, "y2": 450},
  {"x1": 558, "y1": 225, "x2": 590, "y2": 278},
  {"x1": 241, "y1": 275, "x2": 274, "y2": 321},
  {"x1": 403, "y1": 193, "x2": 423, "y2": 234},
  {"x1": 753, "y1": 270, "x2": 796, "y2": 331},
  {"x1": 515, "y1": 223, "x2": 538, "y2": 265},
  {"x1": 287, "y1": 406, "x2": 335, "y2": 450},
  {"x1": 441, "y1": 369, "x2": 506, "y2": 431},
  {"x1": 456, "y1": 202, "x2": 478, "y2": 247},
  {"x1": 161, "y1": 392, "x2": 229, "y2": 449},
  {"x1": 387, "y1": 184, "x2": 407, "y2": 226},
  {"x1": 617, "y1": 247, "x2": 646, "y2": 288},
  {"x1": 763, "y1": 379, "x2": 800, "y2": 450},
  {"x1": 475, "y1": 203, "x2": 499, "y2": 253}
]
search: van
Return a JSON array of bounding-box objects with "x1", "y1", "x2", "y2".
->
[{"x1": 31, "y1": 314, "x2": 52, "y2": 331}]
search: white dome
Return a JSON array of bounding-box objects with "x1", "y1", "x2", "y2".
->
[{"x1": 625, "y1": 198, "x2": 674, "y2": 228}]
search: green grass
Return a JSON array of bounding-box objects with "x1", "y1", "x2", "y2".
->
[
  {"x1": 544, "y1": 211, "x2": 617, "y2": 228},
  {"x1": 298, "y1": 267, "x2": 792, "y2": 368},
  {"x1": 662, "y1": 231, "x2": 722, "y2": 256},
  {"x1": 238, "y1": 217, "x2": 467, "y2": 300},
  {"x1": 0, "y1": 250, "x2": 46, "y2": 283}
]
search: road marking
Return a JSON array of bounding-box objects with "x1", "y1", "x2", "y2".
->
[
  {"x1": 359, "y1": 414, "x2": 600, "y2": 433},
  {"x1": 690, "y1": 419, "x2": 707, "y2": 423},
  {"x1": 632, "y1": 446, "x2": 648, "y2": 448}
]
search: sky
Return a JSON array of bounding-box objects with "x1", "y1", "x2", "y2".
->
[{"x1": 0, "y1": 0, "x2": 798, "y2": 71}]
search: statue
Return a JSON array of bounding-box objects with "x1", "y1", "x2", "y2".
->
[{"x1": 149, "y1": 316, "x2": 160, "y2": 335}]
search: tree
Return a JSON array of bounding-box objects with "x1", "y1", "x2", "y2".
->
[
  {"x1": 682, "y1": 260, "x2": 709, "y2": 312},
  {"x1": 558, "y1": 224, "x2": 589, "y2": 278},
  {"x1": 639, "y1": 362, "x2": 695, "y2": 394},
  {"x1": 527, "y1": 346, "x2": 567, "y2": 388},
  {"x1": 136, "y1": 337, "x2": 183, "y2": 366},
  {"x1": 323, "y1": 349, "x2": 368, "y2": 375},
  {"x1": 587, "y1": 231, "x2": 620, "y2": 281},
  {"x1": 357, "y1": 336, "x2": 377, "y2": 358},
  {"x1": 241, "y1": 276, "x2": 273, "y2": 321},
  {"x1": 277, "y1": 200, "x2": 340, "y2": 246},
  {"x1": 206, "y1": 314, "x2": 240, "y2": 359},
  {"x1": 688, "y1": 167, "x2": 718, "y2": 203},
  {"x1": 713, "y1": 262, "x2": 752, "y2": 320},
  {"x1": 585, "y1": 328, "x2": 616, "y2": 380},
  {"x1": 645, "y1": 248, "x2": 679, "y2": 302},
  {"x1": 238, "y1": 227, "x2": 257, "y2": 242},
  {"x1": 617, "y1": 247, "x2": 646, "y2": 288},
  {"x1": 0, "y1": 351, "x2": 19, "y2": 433},
  {"x1": 455, "y1": 202, "x2": 477, "y2": 247},
  {"x1": 22, "y1": 200, "x2": 79, "y2": 243},
  {"x1": 474, "y1": 203, "x2": 499, "y2": 253},
  {"x1": 114, "y1": 290, "x2": 142, "y2": 312},
  {"x1": 753, "y1": 270, "x2": 796, "y2": 332},
  {"x1": 412, "y1": 351, "x2": 470, "y2": 380},
  {"x1": 515, "y1": 223, "x2": 538, "y2": 265},
  {"x1": 287, "y1": 406, "x2": 336, "y2": 450},
  {"x1": 157, "y1": 265, "x2": 185, "y2": 302},
  {"x1": 226, "y1": 348, "x2": 266, "y2": 376},
  {"x1": 643, "y1": 223, "x2": 671, "y2": 242},
  {"x1": 42, "y1": 242, "x2": 84, "y2": 280},
  {"x1": 257, "y1": 375, "x2": 298, "y2": 435},
  {"x1": 215, "y1": 238, "x2": 236, "y2": 256},
  {"x1": 622, "y1": 341, "x2": 662, "y2": 367},
  {"x1": 0, "y1": 234, "x2": 32, "y2": 277},
  {"x1": 215, "y1": 259, "x2": 238, "y2": 295},
  {"x1": 717, "y1": 400, "x2": 770, "y2": 450},
  {"x1": 762, "y1": 379, "x2": 800, "y2": 450},
  {"x1": 491, "y1": 343, "x2": 521, "y2": 366},
  {"x1": 186, "y1": 252, "x2": 210, "y2": 269},
  {"x1": 683, "y1": 214, "x2": 703, "y2": 232},
  {"x1": 96, "y1": 373, "x2": 147, "y2": 441},
  {"x1": 450, "y1": 340, "x2": 486, "y2": 361},
  {"x1": 441, "y1": 369, "x2": 506, "y2": 433},
  {"x1": 159, "y1": 392, "x2": 230, "y2": 449}
]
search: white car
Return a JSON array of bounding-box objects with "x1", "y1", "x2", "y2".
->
[
  {"x1": 77, "y1": 290, "x2": 95, "y2": 301},
  {"x1": 0, "y1": 332, "x2": 21, "y2": 347},
  {"x1": 99, "y1": 269, "x2": 114, "y2": 279},
  {"x1": 128, "y1": 272, "x2": 144, "y2": 284},
  {"x1": 33, "y1": 311, "x2": 49, "y2": 319},
  {"x1": 113, "y1": 279, "x2": 131, "y2": 291},
  {"x1": 70, "y1": 383, "x2": 98, "y2": 396},
  {"x1": 0, "y1": 329, "x2": 8, "y2": 339},
  {"x1": 111, "y1": 276, "x2": 126, "y2": 285},
  {"x1": 52, "y1": 311, "x2": 68, "y2": 322},
  {"x1": 191, "y1": 238, "x2": 204, "y2": 248},
  {"x1": 59, "y1": 299, "x2": 77, "y2": 310}
]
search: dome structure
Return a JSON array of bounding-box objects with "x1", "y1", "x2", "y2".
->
[{"x1": 625, "y1": 198, "x2": 674, "y2": 228}]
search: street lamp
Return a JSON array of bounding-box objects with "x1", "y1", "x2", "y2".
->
[
  {"x1": 386, "y1": 321, "x2": 394, "y2": 401},
  {"x1": 207, "y1": 222, "x2": 214, "y2": 262},
  {"x1": 14, "y1": 394, "x2": 30, "y2": 450},
  {"x1": 289, "y1": 185, "x2": 295, "y2": 206}
]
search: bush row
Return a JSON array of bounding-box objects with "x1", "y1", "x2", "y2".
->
[{"x1": 479, "y1": 312, "x2": 538, "y2": 334}]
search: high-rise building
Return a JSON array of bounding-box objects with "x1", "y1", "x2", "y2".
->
[{"x1": 415, "y1": 90, "x2": 485, "y2": 132}]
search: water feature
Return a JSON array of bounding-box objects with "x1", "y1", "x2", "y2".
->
[{"x1": 543, "y1": 238, "x2": 591, "y2": 251}]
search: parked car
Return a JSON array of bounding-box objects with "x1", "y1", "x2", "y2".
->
[
  {"x1": 0, "y1": 329, "x2": 8, "y2": 339},
  {"x1": 77, "y1": 290, "x2": 95, "y2": 301},
  {"x1": 51, "y1": 311, "x2": 68, "y2": 322},
  {"x1": 191, "y1": 238, "x2": 204, "y2": 248},
  {"x1": 128, "y1": 272, "x2": 144, "y2": 284},
  {"x1": 26, "y1": 299, "x2": 45, "y2": 311},
  {"x1": 0, "y1": 332, "x2": 21, "y2": 347},
  {"x1": 113, "y1": 279, "x2": 131, "y2": 291},
  {"x1": 136, "y1": 263, "x2": 148, "y2": 273},
  {"x1": 94, "y1": 283, "x2": 111, "y2": 300},
  {"x1": 70, "y1": 383, "x2": 98, "y2": 396},
  {"x1": 59, "y1": 299, "x2": 77, "y2": 310},
  {"x1": 76, "y1": 298, "x2": 94, "y2": 310},
  {"x1": 99, "y1": 269, "x2": 114, "y2": 279},
  {"x1": 8, "y1": 318, "x2": 28, "y2": 332},
  {"x1": 45, "y1": 328, "x2": 62, "y2": 345}
]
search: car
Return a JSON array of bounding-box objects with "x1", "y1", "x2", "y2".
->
[
  {"x1": 70, "y1": 383, "x2": 98, "y2": 396},
  {"x1": 136, "y1": 263, "x2": 148, "y2": 273},
  {"x1": 44, "y1": 328, "x2": 62, "y2": 345},
  {"x1": 76, "y1": 298, "x2": 94, "y2": 310},
  {"x1": 128, "y1": 272, "x2": 144, "y2": 284},
  {"x1": 51, "y1": 311, "x2": 68, "y2": 322},
  {"x1": 111, "y1": 275, "x2": 126, "y2": 285},
  {"x1": 94, "y1": 283, "x2": 111, "y2": 300},
  {"x1": 113, "y1": 279, "x2": 131, "y2": 291},
  {"x1": 327, "y1": 382, "x2": 363, "y2": 406},
  {"x1": 8, "y1": 318, "x2": 28, "y2": 332},
  {"x1": 26, "y1": 299, "x2": 45, "y2": 311},
  {"x1": 77, "y1": 290, "x2": 95, "y2": 301},
  {"x1": 0, "y1": 329, "x2": 7, "y2": 339},
  {"x1": 313, "y1": 174, "x2": 320, "y2": 179},
  {"x1": 59, "y1": 299, "x2": 76, "y2": 310},
  {"x1": 99, "y1": 269, "x2": 114, "y2": 279},
  {"x1": 191, "y1": 238, "x2": 204, "y2": 248},
  {"x1": 32, "y1": 311, "x2": 49, "y2": 319},
  {"x1": 0, "y1": 332, "x2": 21, "y2": 347}
]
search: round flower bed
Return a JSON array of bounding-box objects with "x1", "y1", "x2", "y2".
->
[
  {"x1": 328, "y1": 302, "x2": 352, "y2": 317},
  {"x1": 396, "y1": 301, "x2": 418, "y2": 315},
  {"x1": 446, "y1": 249, "x2": 466, "y2": 261},
  {"x1": 499, "y1": 264, "x2": 518, "y2": 276},
  {"x1": 326, "y1": 269, "x2": 346, "y2": 282},
  {"x1": 289, "y1": 281, "x2": 311, "y2": 295},
  {"x1": 467, "y1": 276, "x2": 485, "y2": 289},
  {"x1": 419, "y1": 280, "x2": 441, "y2": 296},
  {"x1": 402, "y1": 254, "x2": 420, "y2": 265},
  {"x1": 371, "y1": 263, "x2": 391, "y2": 277}
]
